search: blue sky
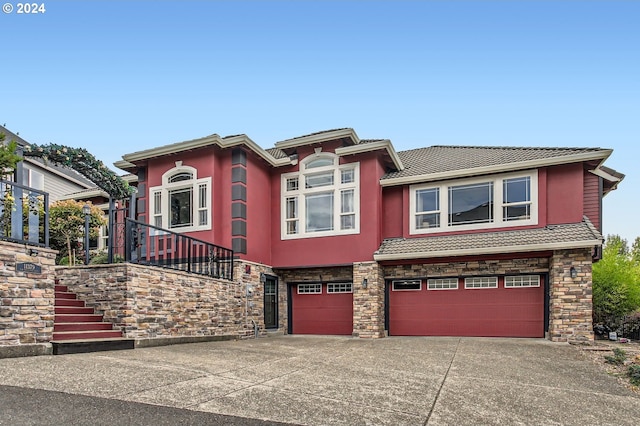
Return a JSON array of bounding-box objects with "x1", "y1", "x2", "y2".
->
[{"x1": 2, "y1": 1, "x2": 638, "y2": 242}]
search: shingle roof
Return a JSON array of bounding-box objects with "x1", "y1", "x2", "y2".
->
[
  {"x1": 383, "y1": 145, "x2": 610, "y2": 181},
  {"x1": 279, "y1": 128, "x2": 351, "y2": 142},
  {"x1": 374, "y1": 218, "x2": 602, "y2": 260},
  {"x1": 265, "y1": 147, "x2": 288, "y2": 159}
]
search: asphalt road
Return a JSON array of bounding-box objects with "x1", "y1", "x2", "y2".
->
[{"x1": 0, "y1": 385, "x2": 294, "y2": 426}]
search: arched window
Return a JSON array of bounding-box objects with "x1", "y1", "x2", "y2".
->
[
  {"x1": 149, "y1": 165, "x2": 212, "y2": 232},
  {"x1": 281, "y1": 153, "x2": 359, "y2": 239}
]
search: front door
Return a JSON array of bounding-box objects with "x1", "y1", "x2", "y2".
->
[{"x1": 264, "y1": 276, "x2": 278, "y2": 329}]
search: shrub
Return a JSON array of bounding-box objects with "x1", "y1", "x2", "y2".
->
[
  {"x1": 604, "y1": 347, "x2": 627, "y2": 365},
  {"x1": 628, "y1": 365, "x2": 640, "y2": 386}
]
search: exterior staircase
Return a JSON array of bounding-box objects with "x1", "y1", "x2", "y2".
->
[{"x1": 53, "y1": 284, "x2": 134, "y2": 355}]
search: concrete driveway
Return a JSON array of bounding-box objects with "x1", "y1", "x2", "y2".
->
[{"x1": 0, "y1": 336, "x2": 639, "y2": 425}]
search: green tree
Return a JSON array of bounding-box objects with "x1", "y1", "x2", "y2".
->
[
  {"x1": 0, "y1": 132, "x2": 23, "y2": 173},
  {"x1": 631, "y1": 236, "x2": 640, "y2": 264},
  {"x1": 592, "y1": 235, "x2": 640, "y2": 328},
  {"x1": 49, "y1": 200, "x2": 107, "y2": 265}
]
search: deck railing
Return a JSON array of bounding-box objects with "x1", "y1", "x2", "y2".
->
[
  {"x1": 0, "y1": 179, "x2": 49, "y2": 247},
  {"x1": 125, "y1": 218, "x2": 234, "y2": 280}
]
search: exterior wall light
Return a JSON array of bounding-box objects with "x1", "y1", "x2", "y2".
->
[
  {"x1": 570, "y1": 266, "x2": 578, "y2": 279},
  {"x1": 362, "y1": 278, "x2": 368, "y2": 289},
  {"x1": 28, "y1": 248, "x2": 39, "y2": 257}
]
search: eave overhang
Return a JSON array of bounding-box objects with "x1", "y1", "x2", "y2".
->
[
  {"x1": 335, "y1": 139, "x2": 404, "y2": 171},
  {"x1": 116, "y1": 134, "x2": 296, "y2": 172},
  {"x1": 373, "y1": 239, "x2": 602, "y2": 261},
  {"x1": 380, "y1": 149, "x2": 613, "y2": 187}
]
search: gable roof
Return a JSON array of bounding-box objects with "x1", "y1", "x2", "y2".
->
[
  {"x1": 116, "y1": 128, "x2": 405, "y2": 172},
  {"x1": 374, "y1": 217, "x2": 602, "y2": 261},
  {"x1": 381, "y1": 145, "x2": 613, "y2": 186}
]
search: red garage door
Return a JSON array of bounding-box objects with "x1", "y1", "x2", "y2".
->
[
  {"x1": 389, "y1": 276, "x2": 544, "y2": 337},
  {"x1": 292, "y1": 283, "x2": 353, "y2": 335}
]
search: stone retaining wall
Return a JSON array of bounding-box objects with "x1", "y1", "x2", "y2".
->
[
  {"x1": 0, "y1": 241, "x2": 57, "y2": 358},
  {"x1": 56, "y1": 261, "x2": 266, "y2": 340}
]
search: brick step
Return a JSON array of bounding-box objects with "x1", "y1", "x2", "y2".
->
[
  {"x1": 51, "y1": 338, "x2": 134, "y2": 355},
  {"x1": 55, "y1": 292, "x2": 79, "y2": 300},
  {"x1": 54, "y1": 285, "x2": 68, "y2": 292},
  {"x1": 52, "y1": 330, "x2": 124, "y2": 341},
  {"x1": 55, "y1": 299, "x2": 85, "y2": 307},
  {"x1": 54, "y1": 306, "x2": 95, "y2": 315},
  {"x1": 55, "y1": 314, "x2": 104, "y2": 323},
  {"x1": 54, "y1": 322, "x2": 114, "y2": 332}
]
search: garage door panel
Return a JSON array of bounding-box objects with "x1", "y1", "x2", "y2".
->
[
  {"x1": 292, "y1": 287, "x2": 353, "y2": 335},
  {"x1": 389, "y1": 277, "x2": 544, "y2": 338}
]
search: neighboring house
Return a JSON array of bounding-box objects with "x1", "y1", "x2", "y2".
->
[
  {"x1": 114, "y1": 128, "x2": 623, "y2": 342},
  {"x1": 60, "y1": 174, "x2": 138, "y2": 251},
  {"x1": 0, "y1": 125, "x2": 96, "y2": 201}
]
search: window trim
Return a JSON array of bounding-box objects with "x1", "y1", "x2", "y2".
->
[
  {"x1": 281, "y1": 153, "x2": 360, "y2": 240},
  {"x1": 297, "y1": 283, "x2": 322, "y2": 294},
  {"x1": 505, "y1": 275, "x2": 541, "y2": 288},
  {"x1": 409, "y1": 170, "x2": 538, "y2": 235},
  {"x1": 327, "y1": 282, "x2": 353, "y2": 293},
  {"x1": 464, "y1": 277, "x2": 498, "y2": 289},
  {"x1": 392, "y1": 280, "x2": 422, "y2": 291},
  {"x1": 427, "y1": 278, "x2": 459, "y2": 290},
  {"x1": 149, "y1": 165, "x2": 212, "y2": 233}
]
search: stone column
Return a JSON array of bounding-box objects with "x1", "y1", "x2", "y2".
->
[
  {"x1": 352, "y1": 261, "x2": 385, "y2": 338},
  {"x1": 548, "y1": 248, "x2": 594, "y2": 342}
]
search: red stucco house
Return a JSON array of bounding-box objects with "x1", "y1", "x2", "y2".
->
[{"x1": 114, "y1": 128, "x2": 623, "y2": 342}]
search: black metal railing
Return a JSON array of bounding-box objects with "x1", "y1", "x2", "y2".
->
[
  {"x1": 0, "y1": 179, "x2": 49, "y2": 247},
  {"x1": 125, "y1": 218, "x2": 234, "y2": 280}
]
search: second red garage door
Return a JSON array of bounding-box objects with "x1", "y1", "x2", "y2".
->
[{"x1": 388, "y1": 276, "x2": 544, "y2": 338}]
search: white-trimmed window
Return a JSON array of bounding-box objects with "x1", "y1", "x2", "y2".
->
[
  {"x1": 505, "y1": 275, "x2": 540, "y2": 288},
  {"x1": 410, "y1": 171, "x2": 538, "y2": 234},
  {"x1": 149, "y1": 165, "x2": 212, "y2": 232},
  {"x1": 281, "y1": 153, "x2": 359, "y2": 239},
  {"x1": 297, "y1": 283, "x2": 322, "y2": 294},
  {"x1": 327, "y1": 283, "x2": 353, "y2": 293},
  {"x1": 392, "y1": 280, "x2": 422, "y2": 291},
  {"x1": 465, "y1": 277, "x2": 498, "y2": 289},
  {"x1": 427, "y1": 278, "x2": 459, "y2": 290}
]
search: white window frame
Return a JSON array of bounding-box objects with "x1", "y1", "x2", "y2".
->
[
  {"x1": 297, "y1": 283, "x2": 322, "y2": 294},
  {"x1": 505, "y1": 275, "x2": 540, "y2": 288},
  {"x1": 392, "y1": 280, "x2": 422, "y2": 291},
  {"x1": 149, "y1": 165, "x2": 212, "y2": 233},
  {"x1": 327, "y1": 282, "x2": 353, "y2": 293},
  {"x1": 427, "y1": 278, "x2": 459, "y2": 290},
  {"x1": 464, "y1": 277, "x2": 498, "y2": 289},
  {"x1": 410, "y1": 170, "x2": 538, "y2": 235},
  {"x1": 281, "y1": 153, "x2": 360, "y2": 239}
]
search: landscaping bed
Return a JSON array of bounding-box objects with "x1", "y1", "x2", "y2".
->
[{"x1": 576, "y1": 339, "x2": 640, "y2": 393}]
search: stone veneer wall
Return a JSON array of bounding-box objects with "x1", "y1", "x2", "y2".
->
[
  {"x1": 382, "y1": 256, "x2": 550, "y2": 279},
  {"x1": 352, "y1": 262, "x2": 385, "y2": 338},
  {"x1": 0, "y1": 241, "x2": 57, "y2": 358},
  {"x1": 276, "y1": 266, "x2": 353, "y2": 335},
  {"x1": 233, "y1": 260, "x2": 277, "y2": 335},
  {"x1": 548, "y1": 248, "x2": 594, "y2": 342},
  {"x1": 56, "y1": 261, "x2": 266, "y2": 340}
]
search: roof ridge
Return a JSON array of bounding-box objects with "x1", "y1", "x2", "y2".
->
[{"x1": 421, "y1": 145, "x2": 603, "y2": 151}]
